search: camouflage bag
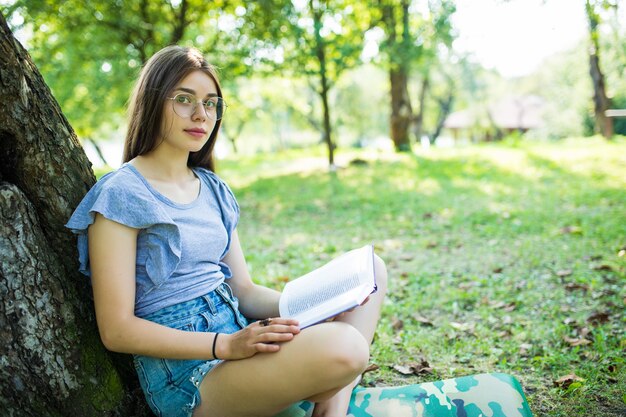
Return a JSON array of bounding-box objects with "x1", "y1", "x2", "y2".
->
[{"x1": 274, "y1": 372, "x2": 533, "y2": 417}]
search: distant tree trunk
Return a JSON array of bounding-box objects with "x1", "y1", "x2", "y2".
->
[
  {"x1": 389, "y1": 67, "x2": 413, "y2": 151},
  {"x1": 586, "y1": 0, "x2": 613, "y2": 139},
  {"x1": 0, "y1": 13, "x2": 149, "y2": 416},
  {"x1": 412, "y1": 75, "x2": 429, "y2": 144},
  {"x1": 384, "y1": 0, "x2": 413, "y2": 152},
  {"x1": 310, "y1": 0, "x2": 335, "y2": 168},
  {"x1": 429, "y1": 91, "x2": 454, "y2": 144},
  {"x1": 86, "y1": 137, "x2": 110, "y2": 167}
]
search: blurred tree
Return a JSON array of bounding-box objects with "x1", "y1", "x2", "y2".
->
[
  {"x1": 585, "y1": 0, "x2": 617, "y2": 139},
  {"x1": 255, "y1": 0, "x2": 369, "y2": 167},
  {"x1": 2, "y1": 0, "x2": 257, "y2": 153},
  {"x1": 371, "y1": 0, "x2": 455, "y2": 151}
]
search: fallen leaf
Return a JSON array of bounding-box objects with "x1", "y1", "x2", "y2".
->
[
  {"x1": 490, "y1": 301, "x2": 508, "y2": 309},
  {"x1": 276, "y1": 276, "x2": 291, "y2": 283},
  {"x1": 587, "y1": 312, "x2": 610, "y2": 324},
  {"x1": 412, "y1": 314, "x2": 434, "y2": 326},
  {"x1": 578, "y1": 327, "x2": 592, "y2": 338},
  {"x1": 565, "y1": 282, "x2": 589, "y2": 291},
  {"x1": 592, "y1": 264, "x2": 613, "y2": 272},
  {"x1": 409, "y1": 359, "x2": 433, "y2": 375},
  {"x1": 560, "y1": 225, "x2": 583, "y2": 235},
  {"x1": 391, "y1": 317, "x2": 404, "y2": 331},
  {"x1": 422, "y1": 212, "x2": 433, "y2": 219},
  {"x1": 497, "y1": 330, "x2": 512, "y2": 338},
  {"x1": 362, "y1": 363, "x2": 379, "y2": 376},
  {"x1": 519, "y1": 343, "x2": 533, "y2": 356},
  {"x1": 492, "y1": 267, "x2": 504, "y2": 273},
  {"x1": 563, "y1": 336, "x2": 592, "y2": 347},
  {"x1": 556, "y1": 269, "x2": 573, "y2": 277},
  {"x1": 393, "y1": 364, "x2": 413, "y2": 375},
  {"x1": 503, "y1": 302, "x2": 517, "y2": 312},
  {"x1": 554, "y1": 374, "x2": 584, "y2": 388},
  {"x1": 459, "y1": 282, "x2": 475, "y2": 290},
  {"x1": 450, "y1": 321, "x2": 471, "y2": 331},
  {"x1": 618, "y1": 249, "x2": 625, "y2": 257},
  {"x1": 426, "y1": 242, "x2": 438, "y2": 249}
]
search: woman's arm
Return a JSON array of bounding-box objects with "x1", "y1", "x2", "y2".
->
[
  {"x1": 89, "y1": 215, "x2": 298, "y2": 360},
  {"x1": 221, "y1": 229, "x2": 283, "y2": 320},
  {"x1": 88, "y1": 213, "x2": 218, "y2": 359}
]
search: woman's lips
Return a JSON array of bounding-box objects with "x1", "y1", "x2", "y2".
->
[{"x1": 184, "y1": 129, "x2": 206, "y2": 138}]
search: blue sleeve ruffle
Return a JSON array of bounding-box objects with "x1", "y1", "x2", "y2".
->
[{"x1": 65, "y1": 169, "x2": 181, "y2": 287}]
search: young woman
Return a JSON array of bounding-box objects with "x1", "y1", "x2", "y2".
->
[{"x1": 66, "y1": 45, "x2": 387, "y2": 417}]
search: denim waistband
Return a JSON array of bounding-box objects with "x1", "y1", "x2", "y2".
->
[{"x1": 142, "y1": 282, "x2": 237, "y2": 327}]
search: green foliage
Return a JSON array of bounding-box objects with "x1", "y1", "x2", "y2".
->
[{"x1": 219, "y1": 137, "x2": 625, "y2": 416}]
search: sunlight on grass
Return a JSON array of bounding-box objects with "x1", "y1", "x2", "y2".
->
[{"x1": 221, "y1": 137, "x2": 626, "y2": 417}]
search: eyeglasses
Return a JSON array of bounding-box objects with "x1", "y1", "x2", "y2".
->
[{"x1": 166, "y1": 93, "x2": 227, "y2": 120}]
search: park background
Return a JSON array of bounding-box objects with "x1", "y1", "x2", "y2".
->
[{"x1": 1, "y1": 0, "x2": 625, "y2": 416}]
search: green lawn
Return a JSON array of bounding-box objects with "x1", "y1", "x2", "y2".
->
[{"x1": 219, "y1": 137, "x2": 626, "y2": 417}]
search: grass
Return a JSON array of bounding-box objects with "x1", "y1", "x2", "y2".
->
[{"x1": 216, "y1": 137, "x2": 625, "y2": 417}]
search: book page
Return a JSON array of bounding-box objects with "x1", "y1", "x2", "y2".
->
[
  {"x1": 279, "y1": 245, "x2": 375, "y2": 323},
  {"x1": 287, "y1": 271, "x2": 361, "y2": 316}
]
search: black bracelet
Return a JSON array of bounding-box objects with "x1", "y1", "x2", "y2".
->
[{"x1": 212, "y1": 333, "x2": 220, "y2": 360}]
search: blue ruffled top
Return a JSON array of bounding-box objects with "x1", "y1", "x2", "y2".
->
[{"x1": 65, "y1": 163, "x2": 239, "y2": 317}]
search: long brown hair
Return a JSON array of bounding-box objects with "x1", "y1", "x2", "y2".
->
[{"x1": 123, "y1": 45, "x2": 223, "y2": 171}]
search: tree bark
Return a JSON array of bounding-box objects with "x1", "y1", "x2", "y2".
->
[
  {"x1": 429, "y1": 90, "x2": 454, "y2": 144},
  {"x1": 586, "y1": 0, "x2": 613, "y2": 139},
  {"x1": 310, "y1": 0, "x2": 335, "y2": 167},
  {"x1": 412, "y1": 75, "x2": 429, "y2": 145},
  {"x1": 0, "y1": 12, "x2": 148, "y2": 416},
  {"x1": 389, "y1": 66, "x2": 412, "y2": 151},
  {"x1": 384, "y1": 0, "x2": 412, "y2": 152}
]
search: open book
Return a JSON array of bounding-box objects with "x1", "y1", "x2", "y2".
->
[{"x1": 279, "y1": 245, "x2": 377, "y2": 329}]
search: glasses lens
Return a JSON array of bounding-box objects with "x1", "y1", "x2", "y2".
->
[
  {"x1": 205, "y1": 97, "x2": 226, "y2": 120},
  {"x1": 171, "y1": 94, "x2": 227, "y2": 120},
  {"x1": 172, "y1": 94, "x2": 195, "y2": 118}
]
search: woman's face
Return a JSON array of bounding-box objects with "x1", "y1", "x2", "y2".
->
[{"x1": 158, "y1": 70, "x2": 219, "y2": 155}]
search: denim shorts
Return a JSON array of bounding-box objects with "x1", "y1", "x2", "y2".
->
[{"x1": 133, "y1": 282, "x2": 250, "y2": 417}]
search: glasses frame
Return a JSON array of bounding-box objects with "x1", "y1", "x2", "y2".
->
[{"x1": 166, "y1": 93, "x2": 227, "y2": 120}]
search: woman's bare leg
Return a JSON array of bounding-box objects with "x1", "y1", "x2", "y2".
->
[
  {"x1": 194, "y1": 255, "x2": 388, "y2": 417},
  {"x1": 311, "y1": 255, "x2": 388, "y2": 417},
  {"x1": 193, "y1": 321, "x2": 370, "y2": 417}
]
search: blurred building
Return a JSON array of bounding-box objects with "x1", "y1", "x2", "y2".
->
[{"x1": 444, "y1": 95, "x2": 545, "y2": 142}]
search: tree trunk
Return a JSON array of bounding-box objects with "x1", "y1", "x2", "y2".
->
[
  {"x1": 429, "y1": 90, "x2": 454, "y2": 144},
  {"x1": 412, "y1": 75, "x2": 429, "y2": 144},
  {"x1": 386, "y1": 0, "x2": 412, "y2": 152},
  {"x1": 389, "y1": 66, "x2": 412, "y2": 152},
  {"x1": 86, "y1": 137, "x2": 110, "y2": 167},
  {"x1": 310, "y1": 0, "x2": 335, "y2": 168},
  {"x1": 586, "y1": 0, "x2": 613, "y2": 139},
  {"x1": 0, "y1": 13, "x2": 149, "y2": 416}
]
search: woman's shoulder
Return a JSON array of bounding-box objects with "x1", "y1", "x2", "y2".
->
[
  {"x1": 66, "y1": 164, "x2": 170, "y2": 232},
  {"x1": 95, "y1": 164, "x2": 147, "y2": 194}
]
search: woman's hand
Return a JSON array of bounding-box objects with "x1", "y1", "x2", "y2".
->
[{"x1": 217, "y1": 318, "x2": 300, "y2": 360}]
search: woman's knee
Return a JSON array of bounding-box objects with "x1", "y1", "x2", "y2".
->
[
  {"x1": 313, "y1": 322, "x2": 370, "y2": 378},
  {"x1": 374, "y1": 254, "x2": 388, "y2": 294}
]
